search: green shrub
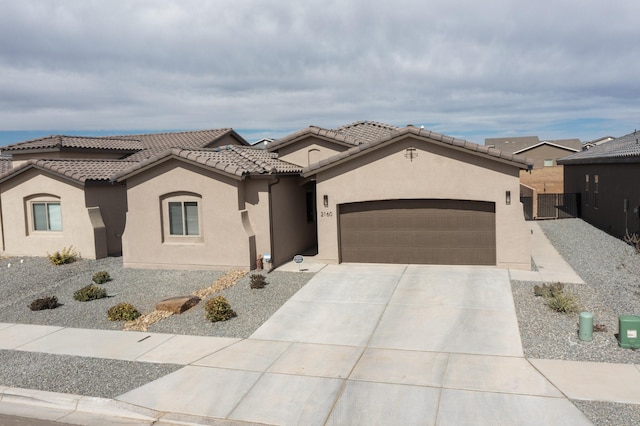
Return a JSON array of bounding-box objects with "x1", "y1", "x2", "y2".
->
[
  {"x1": 544, "y1": 291, "x2": 579, "y2": 314},
  {"x1": 47, "y1": 246, "x2": 79, "y2": 265},
  {"x1": 204, "y1": 296, "x2": 236, "y2": 322},
  {"x1": 250, "y1": 274, "x2": 267, "y2": 289},
  {"x1": 73, "y1": 284, "x2": 107, "y2": 302},
  {"x1": 107, "y1": 302, "x2": 141, "y2": 321},
  {"x1": 92, "y1": 271, "x2": 111, "y2": 284},
  {"x1": 29, "y1": 296, "x2": 60, "y2": 311}
]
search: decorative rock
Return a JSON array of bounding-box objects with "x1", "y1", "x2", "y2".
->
[{"x1": 156, "y1": 296, "x2": 200, "y2": 314}]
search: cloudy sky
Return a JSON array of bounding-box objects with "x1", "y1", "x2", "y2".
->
[{"x1": 0, "y1": 0, "x2": 638, "y2": 144}]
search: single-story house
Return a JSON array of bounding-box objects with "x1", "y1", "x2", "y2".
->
[
  {"x1": 0, "y1": 122, "x2": 534, "y2": 271},
  {"x1": 559, "y1": 130, "x2": 640, "y2": 238},
  {"x1": 0, "y1": 129, "x2": 248, "y2": 259},
  {"x1": 270, "y1": 123, "x2": 533, "y2": 269}
]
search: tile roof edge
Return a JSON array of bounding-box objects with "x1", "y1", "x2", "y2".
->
[{"x1": 302, "y1": 126, "x2": 533, "y2": 175}]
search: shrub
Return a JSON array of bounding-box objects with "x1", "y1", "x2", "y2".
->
[
  {"x1": 73, "y1": 284, "x2": 107, "y2": 302},
  {"x1": 250, "y1": 274, "x2": 267, "y2": 289},
  {"x1": 533, "y1": 282, "x2": 564, "y2": 298},
  {"x1": 107, "y1": 302, "x2": 141, "y2": 321},
  {"x1": 92, "y1": 271, "x2": 111, "y2": 284},
  {"x1": 29, "y1": 296, "x2": 60, "y2": 311},
  {"x1": 204, "y1": 296, "x2": 236, "y2": 322},
  {"x1": 544, "y1": 291, "x2": 579, "y2": 314},
  {"x1": 47, "y1": 246, "x2": 79, "y2": 265}
]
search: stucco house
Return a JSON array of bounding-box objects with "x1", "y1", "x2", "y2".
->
[
  {"x1": 0, "y1": 122, "x2": 534, "y2": 271},
  {"x1": 559, "y1": 130, "x2": 640, "y2": 239},
  {"x1": 279, "y1": 124, "x2": 534, "y2": 269},
  {"x1": 0, "y1": 129, "x2": 248, "y2": 259}
]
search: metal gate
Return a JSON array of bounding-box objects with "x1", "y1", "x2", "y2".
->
[
  {"x1": 520, "y1": 196, "x2": 533, "y2": 220},
  {"x1": 537, "y1": 193, "x2": 580, "y2": 219}
]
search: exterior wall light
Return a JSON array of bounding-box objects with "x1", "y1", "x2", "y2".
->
[
  {"x1": 323, "y1": 195, "x2": 329, "y2": 207},
  {"x1": 506, "y1": 191, "x2": 511, "y2": 205}
]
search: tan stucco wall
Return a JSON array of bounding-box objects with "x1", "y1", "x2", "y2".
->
[
  {"x1": 313, "y1": 136, "x2": 531, "y2": 269},
  {"x1": 0, "y1": 169, "x2": 104, "y2": 259},
  {"x1": 122, "y1": 160, "x2": 272, "y2": 270},
  {"x1": 276, "y1": 137, "x2": 348, "y2": 168},
  {"x1": 84, "y1": 182, "x2": 128, "y2": 255}
]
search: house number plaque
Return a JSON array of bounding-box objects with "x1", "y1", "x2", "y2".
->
[{"x1": 320, "y1": 211, "x2": 333, "y2": 218}]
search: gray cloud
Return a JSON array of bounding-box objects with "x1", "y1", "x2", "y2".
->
[{"x1": 0, "y1": 0, "x2": 638, "y2": 142}]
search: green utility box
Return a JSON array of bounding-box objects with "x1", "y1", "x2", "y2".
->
[{"x1": 618, "y1": 315, "x2": 640, "y2": 349}]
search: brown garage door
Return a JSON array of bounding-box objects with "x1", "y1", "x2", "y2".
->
[{"x1": 339, "y1": 199, "x2": 496, "y2": 265}]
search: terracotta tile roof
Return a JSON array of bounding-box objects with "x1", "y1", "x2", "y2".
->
[
  {"x1": 302, "y1": 126, "x2": 533, "y2": 176},
  {"x1": 121, "y1": 129, "x2": 247, "y2": 161},
  {"x1": 268, "y1": 121, "x2": 399, "y2": 152},
  {"x1": 331, "y1": 121, "x2": 400, "y2": 143},
  {"x1": 2, "y1": 135, "x2": 144, "y2": 153},
  {"x1": 113, "y1": 145, "x2": 301, "y2": 181},
  {"x1": 0, "y1": 159, "x2": 138, "y2": 184},
  {"x1": 559, "y1": 130, "x2": 640, "y2": 164},
  {"x1": 0, "y1": 129, "x2": 247, "y2": 162}
]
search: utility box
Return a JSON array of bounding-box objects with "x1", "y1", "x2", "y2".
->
[{"x1": 618, "y1": 315, "x2": 640, "y2": 349}]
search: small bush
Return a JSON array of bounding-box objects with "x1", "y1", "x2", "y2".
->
[
  {"x1": 107, "y1": 302, "x2": 141, "y2": 321},
  {"x1": 73, "y1": 284, "x2": 107, "y2": 302},
  {"x1": 92, "y1": 271, "x2": 111, "y2": 284},
  {"x1": 534, "y1": 282, "x2": 564, "y2": 298},
  {"x1": 250, "y1": 274, "x2": 267, "y2": 289},
  {"x1": 29, "y1": 296, "x2": 60, "y2": 311},
  {"x1": 205, "y1": 296, "x2": 236, "y2": 322},
  {"x1": 47, "y1": 246, "x2": 79, "y2": 265},
  {"x1": 544, "y1": 291, "x2": 579, "y2": 313}
]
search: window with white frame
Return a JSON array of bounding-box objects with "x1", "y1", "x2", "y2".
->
[
  {"x1": 544, "y1": 159, "x2": 554, "y2": 167},
  {"x1": 31, "y1": 201, "x2": 62, "y2": 231},
  {"x1": 161, "y1": 193, "x2": 202, "y2": 242}
]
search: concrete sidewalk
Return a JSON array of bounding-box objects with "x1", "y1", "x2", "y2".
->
[{"x1": 0, "y1": 225, "x2": 637, "y2": 425}]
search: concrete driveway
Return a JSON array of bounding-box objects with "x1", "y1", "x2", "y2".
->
[{"x1": 118, "y1": 264, "x2": 591, "y2": 425}]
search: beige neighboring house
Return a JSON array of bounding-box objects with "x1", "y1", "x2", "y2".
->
[
  {"x1": 486, "y1": 136, "x2": 581, "y2": 218},
  {"x1": 270, "y1": 122, "x2": 534, "y2": 270},
  {"x1": 0, "y1": 129, "x2": 248, "y2": 259}
]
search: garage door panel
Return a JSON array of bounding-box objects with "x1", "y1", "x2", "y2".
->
[{"x1": 339, "y1": 199, "x2": 496, "y2": 265}]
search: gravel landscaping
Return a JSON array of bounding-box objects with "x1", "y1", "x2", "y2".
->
[
  {"x1": 513, "y1": 219, "x2": 640, "y2": 364},
  {"x1": 0, "y1": 257, "x2": 313, "y2": 398}
]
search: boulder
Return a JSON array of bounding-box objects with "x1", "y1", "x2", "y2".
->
[{"x1": 156, "y1": 296, "x2": 200, "y2": 314}]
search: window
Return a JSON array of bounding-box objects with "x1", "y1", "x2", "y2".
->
[
  {"x1": 594, "y1": 175, "x2": 599, "y2": 209},
  {"x1": 168, "y1": 201, "x2": 199, "y2": 235},
  {"x1": 32, "y1": 202, "x2": 62, "y2": 231},
  {"x1": 161, "y1": 192, "x2": 202, "y2": 242},
  {"x1": 584, "y1": 175, "x2": 589, "y2": 206},
  {"x1": 544, "y1": 159, "x2": 554, "y2": 167}
]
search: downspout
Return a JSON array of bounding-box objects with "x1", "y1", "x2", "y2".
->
[
  {"x1": 0, "y1": 194, "x2": 4, "y2": 252},
  {"x1": 267, "y1": 177, "x2": 280, "y2": 272}
]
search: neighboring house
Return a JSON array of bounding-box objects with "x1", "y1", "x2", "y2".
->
[
  {"x1": 271, "y1": 123, "x2": 533, "y2": 269},
  {"x1": 0, "y1": 129, "x2": 248, "y2": 259},
  {"x1": 0, "y1": 122, "x2": 534, "y2": 271},
  {"x1": 558, "y1": 130, "x2": 640, "y2": 238},
  {"x1": 486, "y1": 136, "x2": 581, "y2": 218}
]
